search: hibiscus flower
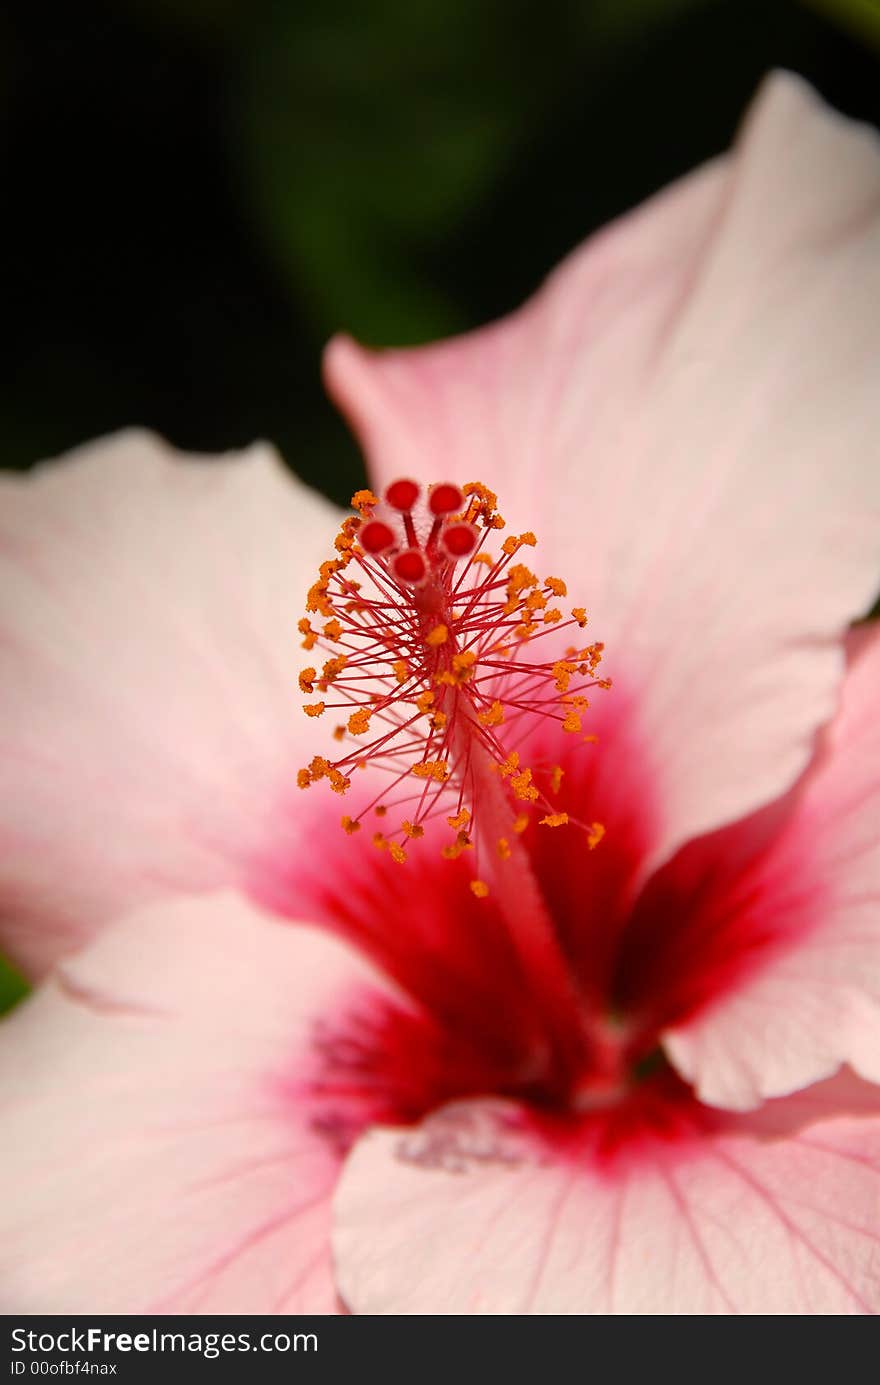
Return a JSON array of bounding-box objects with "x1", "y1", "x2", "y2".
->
[{"x1": 1, "y1": 71, "x2": 879, "y2": 1315}]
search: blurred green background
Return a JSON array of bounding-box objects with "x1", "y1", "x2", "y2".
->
[{"x1": 1, "y1": 0, "x2": 878, "y2": 1011}]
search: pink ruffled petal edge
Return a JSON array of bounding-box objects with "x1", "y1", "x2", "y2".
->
[
  {"x1": 0, "y1": 890, "x2": 403, "y2": 1313},
  {"x1": 333, "y1": 1072, "x2": 880, "y2": 1314},
  {"x1": 0, "y1": 430, "x2": 344, "y2": 975},
  {"x1": 325, "y1": 71, "x2": 880, "y2": 884},
  {"x1": 665, "y1": 623, "x2": 880, "y2": 1109}
]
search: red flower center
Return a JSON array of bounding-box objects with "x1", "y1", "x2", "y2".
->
[{"x1": 262, "y1": 480, "x2": 795, "y2": 1163}]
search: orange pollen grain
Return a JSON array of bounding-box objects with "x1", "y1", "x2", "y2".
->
[
  {"x1": 412, "y1": 760, "x2": 450, "y2": 782},
  {"x1": 478, "y1": 700, "x2": 505, "y2": 728},
  {"x1": 470, "y1": 880, "x2": 490, "y2": 899},
  {"x1": 351, "y1": 488, "x2": 379, "y2": 516}
]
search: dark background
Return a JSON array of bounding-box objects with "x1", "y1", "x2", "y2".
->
[{"x1": 2, "y1": 0, "x2": 879, "y2": 509}]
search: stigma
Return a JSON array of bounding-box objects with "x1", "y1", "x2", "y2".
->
[{"x1": 297, "y1": 479, "x2": 608, "y2": 886}]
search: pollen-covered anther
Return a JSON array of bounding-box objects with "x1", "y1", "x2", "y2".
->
[
  {"x1": 450, "y1": 650, "x2": 477, "y2": 681},
  {"x1": 347, "y1": 709, "x2": 371, "y2": 735},
  {"x1": 334, "y1": 518, "x2": 360, "y2": 555},
  {"x1": 539, "y1": 812, "x2": 569, "y2": 828},
  {"x1": 441, "y1": 831, "x2": 472, "y2": 860},
  {"x1": 550, "y1": 765, "x2": 564, "y2": 793},
  {"x1": 478, "y1": 700, "x2": 504, "y2": 728},
  {"x1": 571, "y1": 607, "x2": 588, "y2": 627},
  {"x1": 497, "y1": 751, "x2": 520, "y2": 779},
  {"x1": 303, "y1": 702, "x2": 325, "y2": 718},
  {"x1": 298, "y1": 668, "x2": 316, "y2": 693},
  {"x1": 447, "y1": 809, "x2": 471, "y2": 830},
  {"x1": 506, "y1": 564, "x2": 538, "y2": 599},
  {"x1": 393, "y1": 659, "x2": 409, "y2": 685},
  {"x1": 296, "y1": 769, "x2": 311, "y2": 790},
  {"x1": 402, "y1": 820, "x2": 425, "y2": 840},
  {"x1": 470, "y1": 880, "x2": 490, "y2": 899},
  {"x1": 425, "y1": 624, "x2": 448, "y2": 648},
  {"x1": 412, "y1": 760, "x2": 450, "y2": 782},
  {"x1": 298, "y1": 618, "x2": 317, "y2": 651},
  {"x1": 501, "y1": 532, "x2": 537, "y2": 556},
  {"x1": 351, "y1": 489, "x2": 379, "y2": 517},
  {"x1": 306, "y1": 582, "x2": 333, "y2": 617},
  {"x1": 562, "y1": 710, "x2": 582, "y2": 734},
  {"x1": 545, "y1": 577, "x2": 567, "y2": 597},
  {"x1": 496, "y1": 837, "x2": 511, "y2": 860},
  {"x1": 323, "y1": 618, "x2": 342, "y2": 640},
  {"x1": 340, "y1": 815, "x2": 361, "y2": 835},
  {"x1": 389, "y1": 842, "x2": 407, "y2": 865},
  {"x1": 510, "y1": 769, "x2": 539, "y2": 804},
  {"x1": 587, "y1": 822, "x2": 606, "y2": 849},
  {"x1": 319, "y1": 655, "x2": 348, "y2": 688}
]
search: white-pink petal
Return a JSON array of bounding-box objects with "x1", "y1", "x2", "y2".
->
[
  {"x1": 333, "y1": 1082, "x2": 880, "y2": 1314},
  {"x1": 326, "y1": 71, "x2": 880, "y2": 882},
  {"x1": 0, "y1": 891, "x2": 399, "y2": 1313},
  {"x1": 0, "y1": 430, "x2": 344, "y2": 975},
  {"x1": 666, "y1": 624, "x2": 880, "y2": 1109}
]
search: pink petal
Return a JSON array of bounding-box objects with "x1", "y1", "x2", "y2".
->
[
  {"x1": 0, "y1": 430, "x2": 344, "y2": 975},
  {"x1": 325, "y1": 72, "x2": 880, "y2": 880},
  {"x1": 0, "y1": 890, "x2": 406, "y2": 1314},
  {"x1": 665, "y1": 623, "x2": 880, "y2": 1109},
  {"x1": 333, "y1": 1075, "x2": 880, "y2": 1314}
]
